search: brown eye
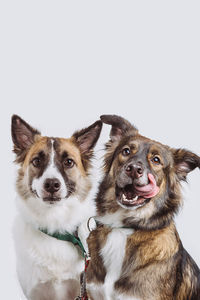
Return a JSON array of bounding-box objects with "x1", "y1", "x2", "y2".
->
[
  {"x1": 32, "y1": 157, "x2": 41, "y2": 168},
  {"x1": 152, "y1": 156, "x2": 161, "y2": 165},
  {"x1": 122, "y1": 148, "x2": 131, "y2": 156},
  {"x1": 63, "y1": 158, "x2": 74, "y2": 168}
]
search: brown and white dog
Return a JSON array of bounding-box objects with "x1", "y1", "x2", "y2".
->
[
  {"x1": 11, "y1": 115, "x2": 102, "y2": 300},
  {"x1": 86, "y1": 115, "x2": 200, "y2": 300}
]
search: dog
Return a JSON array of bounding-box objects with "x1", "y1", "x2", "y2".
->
[
  {"x1": 86, "y1": 115, "x2": 200, "y2": 300},
  {"x1": 11, "y1": 115, "x2": 102, "y2": 300}
]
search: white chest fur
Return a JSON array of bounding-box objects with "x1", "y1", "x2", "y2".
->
[
  {"x1": 100, "y1": 228, "x2": 134, "y2": 300},
  {"x1": 13, "y1": 217, "x2": 84, "y2": 298},
  {"x1": 13, "y1": 191, "x2": 95, "y2": 299}
]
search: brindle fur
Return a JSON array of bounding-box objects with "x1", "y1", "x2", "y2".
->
[{"x1": 87, "y1": 115, "x2": 200, "y2": 300}]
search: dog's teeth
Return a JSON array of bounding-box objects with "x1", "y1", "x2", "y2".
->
[
  {"x1": 122, "y1": 194, "x2": 127, "y2": 201},
  {"x1": 122, "y1": 194, "x2": 130, "y2": 202},
  {"x1": 122, "y1": 194, "x2": 138, "y2": 203}
]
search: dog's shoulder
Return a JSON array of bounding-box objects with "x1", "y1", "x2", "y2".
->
[{"x1": 174, "y1": 247, "x2": 200, "y2": 300}]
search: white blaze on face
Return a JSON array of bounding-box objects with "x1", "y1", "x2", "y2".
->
[{"x1": 31, "y1": 139, "x2": 68, "y2": 199}]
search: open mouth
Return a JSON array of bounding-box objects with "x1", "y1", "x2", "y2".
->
[
  {"x1": 116, "y1": 173, "x2": 160, "y2": 208},
  {"x1": 116, "y1": 185, "x2": 148, "y2": 208}
]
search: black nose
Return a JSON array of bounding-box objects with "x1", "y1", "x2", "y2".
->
[
  {"x1": 44, "y1": 178, "x2": 61, "y2": 194},
  {"x1": 125, "y1": 163, "x2": 144, "y2": 178}
]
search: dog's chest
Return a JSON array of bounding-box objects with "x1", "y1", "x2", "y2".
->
[
  {"x1": 100, "y1": 228, "x2": 134, "y2": 298},
  {"x1": 14, "y1": 219, "x2": 84, "y2": 289},
  {"x1": 31, "y1": 236, "x2": 82, "y2": 278}
]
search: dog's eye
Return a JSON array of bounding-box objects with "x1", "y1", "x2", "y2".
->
[
  {"x1": 63, "y1": 158, "x2": 74, "y2": 168},
  {"x1": 32, "y1": 158, "x2": 41, "y2": 168},
  {"x1": 122, "y1": 148, "x2": 131, "y2": 156},
  {"x1": 152, "y1": 156, "x2": 161, "y2": 165}
]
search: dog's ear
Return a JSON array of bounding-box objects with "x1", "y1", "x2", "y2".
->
[
  {"x1": 100, "y1": 114, "x2": 138, "y2": 143},
  {"x1": 172, "y1": 148, "x2": 200, "y2": 181},
  {"x1": 11, "y1": 115, "x2": 41, "y2": 163},
  {"x1": 72, "y1": 120, "x2": 102, "y2": 157}
]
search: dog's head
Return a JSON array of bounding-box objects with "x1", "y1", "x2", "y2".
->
[
  {"x1": 11, "y1": 115, "x2": 102, "y2": 213},
  {"x1": 97, "y1": 115, "x2": 200, "y2": 230}
]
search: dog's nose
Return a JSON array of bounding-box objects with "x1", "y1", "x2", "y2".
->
[
  {"x1": 44, "y1": 178, "x2": 61, "y2": 194},
  {"x1": 125, "y1": 163, "x2": 144, "y2": 178}
]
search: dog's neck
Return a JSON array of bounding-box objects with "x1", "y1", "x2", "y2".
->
[
  {"x1": 16, "y1": 193, "x2": 95, "y2": 234},
  {"x1": 39, "y1": 227, "x2": 87, "y2": 257}
]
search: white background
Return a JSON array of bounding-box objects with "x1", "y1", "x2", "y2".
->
[{"x1": 0, "y1": 1, "x2": 200, "y2": 299}]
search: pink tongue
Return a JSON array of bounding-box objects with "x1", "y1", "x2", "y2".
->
[{"x1": 135, "y1": 173, "x2": 159, "y2": 199}]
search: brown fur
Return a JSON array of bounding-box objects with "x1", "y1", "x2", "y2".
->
[
  {"x1": 22, "y1": 136, "x2": 49, "y2": 169},
  {"x1": 29, "y1": 279, "x2": 80, "y2": 300},
  {"x1": 86, "y1": 115, "x2": 200, "y2": 300},
  {"x1": 57, "y1": 138, "x2": 87, "y2": 176},
  {"x1": 114, "y1": 223, "x2": 180, "y2": 299},
  {"x1": 16, "y1": 136, "x2": 92, "y2": 202},
  {"x1": 12, "y1": 115, "x2": 102, "y2": 204},
  {"x1": 11, "y1": 115, "x2": 103, "y2": 300},
  {"x1": 87, "y1": 226, "x2": 110, "y2": 284}
]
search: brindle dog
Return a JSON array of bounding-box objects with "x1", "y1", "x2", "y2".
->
[{"x1": 86, "y1": 115, "x2": 200, "y2": 300}]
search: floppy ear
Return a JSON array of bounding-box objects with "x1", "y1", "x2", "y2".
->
[
  {"x1": 100, "y1": 114, "x2": 138, "y2": 143},
  {"x1": 172, "y1": 148, "x2": 200, "y2": 181},
  {"x1": 11, "y1": 115, "x2": 41, "y2": 163},
  {"x1": 72, "y1": 120, "x2": 102, "y2": 157}
]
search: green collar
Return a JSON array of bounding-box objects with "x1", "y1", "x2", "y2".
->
[{"x1": 39, "y1": 228, "x2": 86, "y2": 258}]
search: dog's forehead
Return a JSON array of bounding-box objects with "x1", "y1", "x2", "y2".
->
[
  {"x1": 23, "y1": 136, "x2": 82, "y2": 165},
  {"x1": 24, "y1": 136, "x2": 51, "y2": 163},
  {"x1": 127, "y1": 135, "x2": 169, "y2": 156},
  {"x1": 54, "y1": 137, "x2": 81, "y2": 158}
]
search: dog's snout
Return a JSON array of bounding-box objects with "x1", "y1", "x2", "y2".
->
[
  {"x1": 44, "y1": 178, "x2": 61, "y2": 194},
  {"x1": 125, "y1": 163, "x2": 144, "y2": 178}
]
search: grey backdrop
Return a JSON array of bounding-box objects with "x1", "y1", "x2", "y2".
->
[{"x1": 0, "y1": 1, "x2": 199, "y2": 299}]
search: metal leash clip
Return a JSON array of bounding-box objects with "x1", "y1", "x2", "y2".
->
[{"x1": 87, "y1": 217, "x2": 97, "y2": 232}]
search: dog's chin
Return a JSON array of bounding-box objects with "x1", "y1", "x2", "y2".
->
[
  {"x1": 31, "y1": 189, "x2": 69, "y2": 205},
  {"x1": 31, "y1": 190, "x2": 64, "y2": 205},
  {"x1": 43, "y1": 197, "x2": 62, "y2": 205},
  {"x1": 116, "y1": 184, "x2": 150, "y2": 210}
]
